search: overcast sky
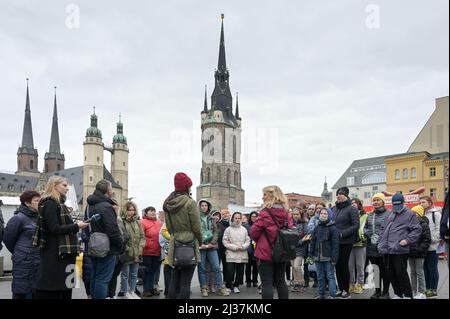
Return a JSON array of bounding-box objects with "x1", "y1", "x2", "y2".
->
[{"x1": 0, "y1": 0, "x2": 448, "y2": 211}]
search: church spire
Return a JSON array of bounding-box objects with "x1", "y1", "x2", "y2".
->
[
  {"x1": 44, "y1": 86, "x2": 65, "y2": 172},
  {"x1": 235, "y1": 92, "x2": 240, "y2": 120},
  {"x1": 17, "y1": 78, "x2": 39, "y2": 174},
  {"x1": 218, "y1": 13, "x2": 227, "y2": 72},
  {"x1": 203, "y1": 85, "x2": 208, "y2": 113}
]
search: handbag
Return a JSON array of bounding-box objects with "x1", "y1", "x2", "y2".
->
[
  {"x1": 370, "y1": 213, "x2": 379, "y2": 245},
  {"x1": 167, "y1": 211, "x2": 196, "y2": 267},
  {"x1": 86, "y1": 206, "x2": 110, "y2": 258}
]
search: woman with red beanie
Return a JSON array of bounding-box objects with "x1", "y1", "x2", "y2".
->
[{"x1": 163, "y1": 172, "x2": 202, "y2": 299}]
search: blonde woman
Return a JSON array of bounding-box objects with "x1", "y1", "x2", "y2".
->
[
  {"x1": 250, "y1": 185, "x2": 293, "y2": 299},
  {"x1": 118, "y1": 201, "x2": 145, "y2": 299},
  {"x1": 33, "y1": 176, "x2": 89, "y2": 299}
]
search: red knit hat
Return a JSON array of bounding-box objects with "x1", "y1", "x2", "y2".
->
[{"x1": 174, "y1": 172, "x2": 193, "y2": 192}]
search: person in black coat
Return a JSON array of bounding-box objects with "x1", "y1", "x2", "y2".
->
[
  {"x1": 33, "y1": 176, "x2": 89, "y2": 299},
  {"x1": 244, "y1": 211, "x2": 259, "y2": 287},
  {"x1": 332, "y1": 187, "x2": 359, "y2": 299},
  {"x1": 408, "y1": 205, "x2": 431, "y2": 298},
  {"x1": 3, "y1": 191, "x2": 41, "y2": 299},
  {"x1": 87, "y1": 179, "x2": 123, "y2": 299}
]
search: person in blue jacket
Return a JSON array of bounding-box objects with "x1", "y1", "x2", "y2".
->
[{"x1": 3, "y1": 191, "x2": 41, "y2": 299}]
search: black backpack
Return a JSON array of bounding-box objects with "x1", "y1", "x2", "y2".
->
[{"x1": 263, "y1": 208, "x2": 299, "y2": 262}]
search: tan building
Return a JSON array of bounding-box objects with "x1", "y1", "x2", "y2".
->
[
  {"x1": 408, "y1": 96, "x2": 449, "y2": 154},
  {"x1": 286, "y1": 192, "x2": 323, "y2": 209},
  {"x1": 385, "y1": 151, "x2": 449, "y2": 204}
]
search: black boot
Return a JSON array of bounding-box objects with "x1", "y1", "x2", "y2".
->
[{"x1": 370, "y1": 289, "x2": 381, "y2": 299}]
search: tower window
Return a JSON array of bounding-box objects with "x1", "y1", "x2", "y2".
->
[
  {"x1": 45, "y1": 164, "x2": 48, "y2": 172},
  {"x1": 30, "y1": 160, "x2": 34, "y2": 170},
  {"x1": 233, "y1": 135, "x2": 237, "y2": 163},
  {"x1": 57, "y1": 164, "x2": 61, "y2": 170},
  {"x1": 89, "y1": 176, "x2": 93, "y2": 182},
  {"x1": 227, "y1": 169, "x2": 231, "y2": 185},
  {"x1": 97, "y1": 157, "x2": 100, "y2": 163},
  {"x1": 123, "y1": 162, "x2": 125, "y2": 167}
]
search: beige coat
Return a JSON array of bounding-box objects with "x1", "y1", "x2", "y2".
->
[{"x1": 222, "y1": 222, "x2": 251, "y2": 263}]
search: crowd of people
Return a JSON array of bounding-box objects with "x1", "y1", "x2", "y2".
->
[{"x1": 0, "y1": 173, "x2": 449, "y2": 300}]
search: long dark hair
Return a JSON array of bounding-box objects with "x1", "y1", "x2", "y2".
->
[{"x1": 351, "y1": 198, "x2": 365, "y2": 213}]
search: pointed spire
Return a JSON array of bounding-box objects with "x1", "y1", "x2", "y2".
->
[
  {"x1": 203, "y1": 85, "x2": 208, "y2": 113},
  {"x1": 235, "y1": 92, "x2": 240, "y2": 119},
  {"x1": 48, "y1": 86, "x2": 61, "y2": 154},
  {"x1": 218, "y1": 14, "x2": 227, "y2": 72},
  {"x1": 20, "y1": 78, "x2": 36, "y2": 151}
]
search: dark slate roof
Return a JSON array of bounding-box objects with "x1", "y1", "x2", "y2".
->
[
  {"x1": 332, "y1": 155, "x2": 389, "y2": 189},
  {"x1": 43, "y1": 165, "x2": 122, "y2": 205},
  {"x1": 0, "y1": 173, "x2": 39, "y2": 194},
  {"x1": 428, "y1": 152, "x2": 449, "y2": 160}
]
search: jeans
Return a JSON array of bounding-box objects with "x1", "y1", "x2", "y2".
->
[
  {"x1": 386, "y1": 254, "x2": 413, "y2": 299},
  {"x1": 291, "y1": 257, "x2": 305, "y2": 285},
  {"x1": 245, "y1": 255, "x2": 258, "y2": 284},
  {"x1": 163, "y1": 264, "x2": 172, "y2": 296},
  {"x1": 143, "y1": 256, "x2": 161, "y2": 292},
  {"x1": 13, "y1": 292, "x2": 33, "y2": 299},
  {"x1": 336, "y1": 244, "x2": 353, "y2": 293},
  {"x1": 349, "y1": 247, "x2": 366, "y2": 285},
  {"x1": 33, "y1": 290, "x2": 72, "y2": 299},
  {"x1": 226, "y1": 263, "x2": 245, "y2": 287},
  {"x1": 316, "y1": 261, "x2": 337, "y2": 297},
  {"x1": 408, "y1": 257, "x2": 425, "y2": 294},
  {"x1": 198, "y1": 249, "x2": 223, "y2": 288},
  {"x1": 168, "y1": 265, "x2": 196, "y2": 299},
  {"x1": 108, "y1": 258, "x2": 123, "y2": 298},
  {"x1": 90, "y1": 255, "x2": 117, "y2": 299},
  {"x1": 120, "y1": 262, "x2": 139, "y2": 293},
  {"x1": 424, "y1": 250, "x2": 439, "y2": 290},
  {"x1": 259, "y1": 260, "x2": 289, "y2": 299}
]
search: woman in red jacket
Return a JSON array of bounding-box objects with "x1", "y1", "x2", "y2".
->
[
  {"x1": 251, "y1": 185, "x2": 293, "y2": 299},
  {"x1": 141, "y1": 206, "x2": 162, "y2": 297}
]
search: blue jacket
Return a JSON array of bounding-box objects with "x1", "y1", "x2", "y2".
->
[
  {"x1": 310, "y1": 219, "x2": 340, "y2": 264},
  {"x1": 377, "y1": 206, "x2": 422, "y2": 255},
  {"x1": 294, "y1": 220, "x2": 308, "y2": 257},
  {"x1": 332, "y1": 199, "x2": 360, "y2": 245},
  {"x1": 3, "y1": 205, "x2": 41, "y2": 294}
]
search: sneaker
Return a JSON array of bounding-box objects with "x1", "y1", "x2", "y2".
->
[
  {"x1": 142, "y1": 291, "x2": 153, "y2": 298},
  {"x1": 209, "y1": 286, "x2": 217, "y2": 294},
  {"x1": 258, "y1": 285, "x2": 262, "y2": 294},
  {"x1": 314, "y1": 295, "x2": 326, "y2": 299},
  {"x1": 348, "y1": 284, "x2": 355, "y2": 294},
  {"x1": 413, "y1": 293, "x2": 426, "y2": 299},
  {"x1": 425, "y1": 289, "x2": 433, "y2": 298},
  {"x1": 339, "y1": 291, "x2": 351, "y2": 299},
  {"x1": 117, "y1": 291, "x2": 125, "y2": 298},
  {"x1": 353, "y1": 284, "x2": 364, "y2": 294},
  {"x1": 217, "y1": 287, "x2": 231, "y2": 296},
  {"x1": 326, "y1": 296, "x2": 335, "y2": 299},
  {"x1": 429, "y1": 290, "x2": 438, "y2": 298},
  {"x1": 335, "y1": 291, "x2": 343, "y2": 298},
  {"x1": 233, "y1": 287, "x2": 240, "y2": 294},
  {"x1": 134, "y1": 288, "x2": 142, "y2": 297},
  {"x1": 253, "y1": 282, "x2": 258, "y2": 287},
  {"x1": 392, "y1": 295, "x2": 403, "y2": 299},
  {"x1": 291, "y1": 285, "x2": 300, "y2": 292},
  {"x1": 201, "y1": 287, "x2": 209, "y2": 297},
  {"x1": 363, "y1": 283, "x2": 371, "y2": 290}
]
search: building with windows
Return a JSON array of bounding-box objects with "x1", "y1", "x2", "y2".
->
[
  {"x1": 385, "y1": 151, "x2": 448, "y2": 203},
  {"x1": 286, "y1": 192, "x2": 323, "y2": 209},
  {"x1": 331, "y1": 155, "x2": 389, "y2": 206}
]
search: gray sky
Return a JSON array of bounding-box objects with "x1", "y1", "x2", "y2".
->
[{"x1": 0, "y1": 0, "x2": 448, "y2": 211}]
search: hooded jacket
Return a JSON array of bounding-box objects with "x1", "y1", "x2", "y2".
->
[
  {"x1": 377, "y1": 206, "x2": 422, "y2": 255},
  {"x1": 364, "y1": 207, "x2": 389, "y2": 257},
  {"x1": 119, "y1": 211, "x2": 145, "y2": 263},
  {"x1": 222, "y1": 218, "x2": 251, "y2": 263},
  {"x1": 409, "y1": 215, "x2": 431, "y2": 258},
  {"x1": 3, "y1": 205, "x2": 40, "y2": 294},
  {"x1": 293, "y1": 219, "x2": 308, "y2": 257},
  {"x1": 141, "y1": 216, "x2": 162, "y2": 256},
  {"x1": 87, "y1": 190, "x2": 123, "y2": 256},
  {"x1": 163, "y1": 191, "x2": 202, "y2": 267},
  {"x1": 332, "y1": 199, "x2": 360, "y2": 245},
  {"x1": 310, "y1": 218, "x2": 340, "y2": 263},
  {"x1": 425, "y1": 207, "x2": 442, "y2": 251},
  {"x1": 250, "y1": 205, "x2": 293, "y2": 262},
  {"x1": 198, "y1": 199, "x2": 219, "y2": 249}
]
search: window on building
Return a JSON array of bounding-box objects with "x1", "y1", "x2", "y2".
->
[
  {"x1": 206, "y1": 167, "x2": 211, "y2": 183},
  {"x1": 123, "y1": 162, "x2": 126, "y2": 167},
  {"x1": 362, "y1": 172, "x2": 386, "y2": 184},
  {"x1": 57, "y1": 164, "x2": 61, "y2": 171},
  {"x1": 430, "y1": 188, "x2": 437, "y2": 198},
  {"x1": 97, "y1": 157, "x2": 100, "y2": 163},
  {"x1": 227, "y1": 169, "x2": 231, "y2": 185},
  {"x1": 430, "y1": 167, "x2": 436, "y2": 177},
  {"x1": 30, "y1": 160, "x2": 34, "y2": 170},
  {"x1": 403, "y1": 168, "x2": 408, "y2": 179},
  {"x1": 364, "y1": 192, "x2": 372, "y2": 199},
  {"x1": 346, "y1": 176, "x2": 355, "y2": 186},
  {"x1": 411, "y1": 167, "x2": 416, "y2": 179},
  {"x1": 372, "y1": 186, "x2": 378, "y2": 191},
  {"x1": 395, "y1": 169, "x2": 400, "y2": 180}
]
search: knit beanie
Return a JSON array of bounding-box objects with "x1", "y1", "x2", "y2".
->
[
  {"x1": 372, "y1": 193, "x2": 386, "y2": 204},
  {"x1": 174, "y1": 172, "x2": 193, "y2": 192},
  {"x1": 411, "y1": 205, "x2": 425, "y2": 217}
]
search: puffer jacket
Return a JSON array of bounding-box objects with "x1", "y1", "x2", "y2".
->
[
  {"x1": 364, "y1": 207, "x2": 389, "y2": 257},
  {"x1": 310, "y1": 219, "x2": 340, "y2": 264},
  {"x1": 251, "y1": 205, "x2": 293, "y2": 262},
  {"x1": 332, "y1": 199, "x2": 360, "y2": 245},
  {"x1": 141, "y1": 218, "x2": 162, "y2": 256},
  {"x1": 222, "y1": 221, "x2": 250, "y2": 263},
  {"x1": 377, "y1": 206, "x2": 421, "y2": 255},
  {"x1": 425, "y1": 207, "x2": 442, "y2": 251},
  {"x1": 163, "y1": 191, "x2": 202, "y2": 267},
  {"x1": 293, "y1": 220, "x2": 308, "y2": 257},
  {"x1": 119, "y1": 212, "x2": 145, "y2": 264},
  {"x1": 409, "y1": 216, "x2": 431, "y2": 258},
  {"x1": 198, "y1": 199, "x2": 219, "y2": 249},
  {"x1": 3, "y1": 205, "x2": 40, "y2": 294}
]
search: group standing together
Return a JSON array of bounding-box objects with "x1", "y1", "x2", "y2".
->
[{"x1": 0, "y1": 173, "x2": 449, "y2": 300}]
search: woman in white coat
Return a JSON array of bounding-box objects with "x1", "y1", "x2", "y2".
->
[{"x1": 223, "y1": 212, "x2": 251, "y2": 293}]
